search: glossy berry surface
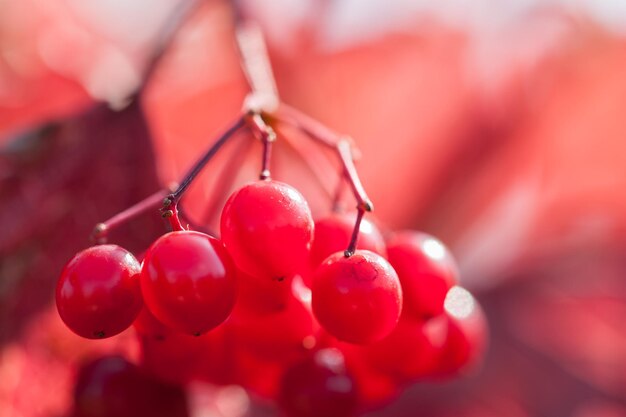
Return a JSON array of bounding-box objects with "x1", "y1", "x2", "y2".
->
[
  {"x1": 436, "y1": 286, "x2": 488, "y2": 376},
  {"x1": 230, "y1": 275, "x2": 319, "y2": 361},
  {"x1": 310, "y1": 212, "x2": 387, "y2": 269},
  {"x1": 364, "y1": 315, "x2": 447, "y2": 381},
  {"x1": 133, "y1": 306, "x2": 174, "y2": 341},
  {"x1": 337, "y1": 344, "x2": 400, "y2": 408},
  {"x1": 233, "y1": 269, "x2": 292, "y2": 319},
  {"x1": 73, "y1": 355, "x2": 188, "y2": 417},
  {"x1": 56, "y1": 244, "x2": 142, "y2": 339},
  {"x1": 311, "y1": 250, "x2": 402, "y2": 344},
  {"x1": 386, "y1": 231, "x2": 458, "y2": 318},
  {"x1": 278, "y1": 348, "x2": 358, "y2": 417},
  {"x1": 220, "y1": 180, "x2": 314, "y2": 280},
  {"x1": 140, "y1": 231, "x2": 236, "y2": 335},
  {"x1": 139, "y1": 319, "x2": 234, "y2": 385}
]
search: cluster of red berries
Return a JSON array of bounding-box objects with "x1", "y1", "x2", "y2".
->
[{"x1": 57, "y1": 176, "x2": 486, "y2": 416}]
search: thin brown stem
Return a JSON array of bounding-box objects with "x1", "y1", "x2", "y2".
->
[
  {"x1": 236, "y1": 23, "x2": 279, "y2": 113},
  {"x1": 344, "y1": 208, "x2": 365, "y2": 257},
  {"x1": 277, "y1": 125, "x2": 335, "y2": 201},
  {"x1": 332, "y1": 176, "x2": 347, "y2": 212},
  {"x1": 167, "y1": 116, "x2": 246, "y2": 204},
  {"x1": 246, "y1": 113, "x2": 276, "y2": 180},
  {"x1": 94, "y1": 117, "x2": 245, "y2": 241},
  {"x1": 275, "y1": 103, "x2": 341, "y2": 149},
  {"x1": 274, "y1": 104, "x2": 373, "y2": 212},
  {"x1": 200, "y1": 135, "x2": 253, "y2": 226},
  {"x1": 161, "y1": 201, "x2": 185, "y2": 231},
  {"x1": 260, "y1": 137, "x2": 273, "y2": 180},
  {"x1": 91, "y1": 189, "x2": 168, "y2": 243},
  {"x1": 336, "y1": 140, "x2": 373, "y2": 212}
]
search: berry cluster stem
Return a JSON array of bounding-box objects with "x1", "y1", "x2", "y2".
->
[
  {"x1": 234, "y1": 22, "x2": 373, "y2": 259},
  {"x1": 344, "y1": 208, "x2": 365, "y2": 257},
  {"x1": 92, "y1": 116, "x2": 244, "y2": 241},
  {"x1": 161, "y1": 199, "x2": 185, "y2": 231},
  {"x1": 236, "y1": 22, "x2": 280, "y2": 113},
  {"x1": 246, "y1": 113, "x2": 276, "y2": 180},
  {"x1": 167, "y1": 116, "x2": 246, "y2": 204},
  {"x1": 91, "y1": 11, "x2": 375, "y2": 256},
  {"x1": 91, "y1": 190, "x2": 169, "y2": 243},
  {"x1": 274, "y1": 104, "x2": 374, "y2": 213},
  {"x1": 200, "y1": 136, "x2": 252, "y2": 225},
  {"x1": 279, "y1": 129, "x2": 335, "y2": 200}
]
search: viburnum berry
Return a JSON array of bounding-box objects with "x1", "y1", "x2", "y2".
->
[
  {"x1": 363, "y1": 315, "x2": 447, "y2": 382},
  {"x1": 140, "y1": 230, "x2": 237, "y2": 336},
  {"x1": 311, "y1": 250, "x2": 402, "y2": 344},
  {"x1": 72, "y1": 355, "x2": 188, "y2": 417},
  {"x1": 333, "y1": 341, "x2": 400, "y2": 408},
  {"x1": 56, "y1": 244, "x2": 143, "y2": 339},
  {"x1": 133, "y1": 306, "x2": 174, "y2": 341},
  {"x1": 230, "y1": 347, "x2": 287, "y2": 398},
  {"x1": 233, "y1": 269, "x2": 292, "y2": 319},
  {"x1": 220, "y1": 180, "x2": 314, "y2": 280},
  {"x1": 310, "y1": 212, "x2": 387, "y2": 269},
  {"x1": 278, "y1": 348, "x2": 358, "y2": 417},
  {"x1": 138, "y1": 315, "x2": 234, "y2": 385},
  {"x1": 386, "y1": 231, "x2": 458, "y2": 319},
  {"x1": 229, "y1": 275, "x2": 319, "y2": 361},
  {"x1": 435, "y1": 286, "x2": 488, "y2": 376}
]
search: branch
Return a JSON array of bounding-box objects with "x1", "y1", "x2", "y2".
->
[
  {"x1": 274, "y1": 104, "x2": 373, "y2": 212},
  {"x1": 91, "y1": 189, "x2": 169, "y2": 243},
  {"x1": 236, "y1": 22, "x2": 280, "y2": 113},
  {"x1": 166, "y1": 116, "x2": 246, "y2": 203},
  {"x1": 246, "y1": 113, "x2": 276, "y2": 179}
]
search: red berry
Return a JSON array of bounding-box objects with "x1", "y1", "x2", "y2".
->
[
  {"x1": 310, "y1": 212, "x2": 387, "y2": 269},
  {"x1": 335, "y1": 341, "x2": 400, "y2": 408},
  {"x1": 229, "y1": 275, "x2": 319, "y2": 361},
  {"x1": 387, "y1": 231, "x2": 458, "y2": 319},
  {"x1": 73, "y1": 355, "x2": 188, "y2": 417},
  {"x1": 220, "y1": 180, "x2": 314, "y2": 280},
  {"x1": 233, "y1": 269, "x2": 292, "y2": 319},
  {"x1": 140, "y1": 231, "x2": 236, "y2": 336},
  {"x1": 278, "y1": 348, "x2": 358, "y2": 417},
  {"x1": 311, "y1": 250, "x2": 402, "y2": 344},
  {"x1": 139, "y1": 321, "x2": 234, "y2": 385},
  {"x1": 364, "y1": 315, "x2": 447, "y2": 382},
  {"x1": 435, "y1": 286, "x2": 488, "y2": 376},
  {"x1": 133, "y1": 306, "x2": 174, "y2": 341},
  {"x1": 230, "y1": 348, "x2": 287, "y2": 398},
  {"x1": 56, "y1": 245, "x2": 142, "y2": 339}
]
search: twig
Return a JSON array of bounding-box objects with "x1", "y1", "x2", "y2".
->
[
  {"x1": 200, "y1": 133, "x2": 253, "y2": 226},
  {"x1": 166, "y1": 116, "x2": 246, "y2": 203},
  {"x1": 236, "y1": 22, "x2": 280, "y2": 113},
  {"x1": 344, "y1": 208, "x2": 365, "y2": 257},
  {"x1": 276, "y1": 124, "x2": 336, "y2": 201},
  {"x1": 274, "y1": 104, "x2": 373, "y2": 212},
  {"x1": 245, "y1": 113, "x2": 276, "y2": 180},
  {"x1": 91, "y1": 189, "x2": 168, "y2": 243}
]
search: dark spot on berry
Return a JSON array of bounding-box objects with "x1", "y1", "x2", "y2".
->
[
  {"x1": 274, "y1": 276, "x2": 286, "y2": 282},
  {"x1": 94, "y1": 330, "x2": 105, "y2": 338},
  {"x1": 349, "y1": 258, "x2": 378, "y2": 283},
  {"x1": 193, "y1": 332, "x2": 201, "y2": 337}
]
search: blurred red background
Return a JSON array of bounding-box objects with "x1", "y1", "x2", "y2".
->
[{"x1": 1, "y1": 0, "x2": 626, "y2": 416}]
